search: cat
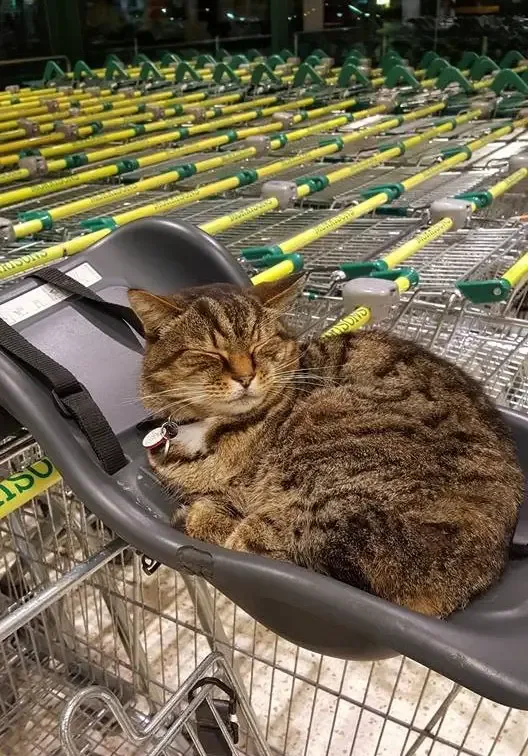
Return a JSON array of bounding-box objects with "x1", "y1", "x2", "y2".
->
[{"x1": 129, "y1": 274, "x2": 523, "y2": 618}]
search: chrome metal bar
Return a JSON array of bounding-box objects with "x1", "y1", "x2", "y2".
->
[
  {"x1": 0, "y1": 537, "x2": 126, "y2": 642},
  {"x1": 60, "y1": 651, "x2": 273, "y2": 756},
  {"x1": 0, "y1": 434, "x2": 33, "y2": 466},
  {"x1": 404, "y1": 684, "x2": 461, "y2": 755}
]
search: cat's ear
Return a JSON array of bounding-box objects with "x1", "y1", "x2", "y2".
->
[
  {"x1": 250, "y1": 272, "x2": 305, "y2": 311},
  {"x1": 128, "y1": 289, "x2": 185, "y2": 336}
]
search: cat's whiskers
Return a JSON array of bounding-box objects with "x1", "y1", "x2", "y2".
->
[
  {"x1": 144, "y1": 390, "x2": 218, "y2": 415},
  {"x1": 270, "y1": 383, "x2": 314, "y2": 396},
  {"x1": 299, "y1": 365, "x2": 340, "y2": 374},
  {"x1": 139, "y1": 388, "x2": 189, "y2": 400},
  {"x1": 121, "y1": 389, "x2": 207, "y2": 406},
  {"x1": 276, "y1": 346, "x2": 311, "y2": 374},
  {"x1": 152, "y1": 399, "x2": 210, "y2": 418},
  {"x1": 272, "y1": 379, "x2": 324, "y2": 391},
  {"x1": 273, "y1": 369, "x2": 329, "y2": 382},
  {"x1": 254, "y1": 332, "x2": 281, "y2": 350},
  {"x1": 272, "y1": 381, "x2": 328, "y2": 393},
  {"x1": 140, "y1": 390, "x2": 212, "y2": 407}
]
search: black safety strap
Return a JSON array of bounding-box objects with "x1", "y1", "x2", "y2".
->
[
  {"x1": 31, "y1": 267, "x2": 145, "y2": 337},
  {"x1": 0, "y1": 277, "x2": 129, "y2": 475}
]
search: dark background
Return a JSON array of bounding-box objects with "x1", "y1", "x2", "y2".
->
[{"x1": 0, "y1": 0, "x2": 525, "y2": 87}]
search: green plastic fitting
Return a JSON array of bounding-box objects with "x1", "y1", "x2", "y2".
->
[
  {"x1": 378, "y1": 140, "x2": 406, "y2": 154},
  {"x1": 174, "y1": 163, "x2": 198, "y2": 179},
  {"x1": 436, "y1": 66, "x2": 474, "y2": 94},
  {"x1": 115, "y1": 158, "x2": 140, "y2": 174},
  {"x1": 235, "y1": 168, "x2": 259, "y2": 186},
  {"x1": 304, "y1": 54, "x2": 321, "y2": 68},
  {"x1": 337, "y1": 63, "x2": 370, "y2": 89},
  {"x1": 383, "y1": 65, "x2": 420, "y2": 89},
  {"x1": 470, "y1": 56, "x2": 499, "y2": 81},
  {"x1": 105, "y1": 60, "x2": 130, "y2": 81},
  {"x1": 424, "y1": 58, "x2": 450, "y2": 79},
  {"x1": 455, "y1": 190, "x2": 493, "y2": 208},
  {"x1": 81, "y1": 217, "x2": 118, "y2": 231},
  {"x1": 370, "y1": 266, "x2": 419, "y2": 286},
  {"x1": 490, "y1": 69, "x2": 528, "y2": 95},
  {"x1": 240, "y1": 244, "x2": 282, "y2": 259},
  {"x1": 500, "y1": 51, "x2": 526, "y2": 69},
  {"x1": 266, "y1": 54, "x2": 285, "y2": 71},
  {"x1": 295, "y1": 175, "x2": 330, "y2": 192},
  {"x1": 64, "y1": 153, "x2": 89, "y2": 169},
  {"x1": 73, "y1": 60, "x2": 96, "y2": 82},
  {"x1": 251, "y1": 63, "x2": 281, "y2": 86},
  {"x1": 42, "y1": 60, "x2": 66, "y2": 84},
  {"x1": 223, "y1": 129, "x2": 238, "y2": 143},
  {"x1": 19, "y1": 148, "x2": 41, "y2": 158},
  {"x1": 272, "y1": 133, "x2": 289, "y2": 148},
  {"x1": 292, "y1": 63, "x2": 325, "y2": 88},
  {"x1": 318, "y1": 136, "x2": 345, "y2": 151},
  {"x1": 339, "y1": 259, "x2": 387, "y2": 278},
  {"x1": 196, "y1": 54, "x2": 216, "y2": 68},
  {"x1": 17, "y1": 208, "x2": 54, "y2": 230},
  {"x1": 252, "y1": 252, "x2": 304, "y2": 270},
  {"x1": 419, "y1": 51, "x2": 439, "y2": 69},
  {"x1": 230, "y1": 54, "x2": 249, "y2": 69},
  {"x1": 441, "y1": 144, "x2": 472, "y2": 160},
  {"x1": 139, "y1": 61, "x2": 164, "y2": 82},
  {"x1": 133, "y1": 53, "x2": 152, "y2": 66},
  {"x1": 159, "y1": 52, "x2": 181, "y2": 67},
  {"x1": 212, "y1": 63, "x2": 241, "y2": 84},
  {"x1": 360, "y1": 183, "x2": 405, "y2": 202},
  {"x1": 174, "y1": 62, "x2": 202, "y2": 83},
  {"x1": 246, "y1": 49, "x2": 262, "y2": 61},
  {"x1": 127, "y1": 124, "x2": 146, "y2": 136},
  {"x1": 456, "y1": 277, "x2": 512, "y2": 303},
  {"x1": 457, "y1": 51, "x2": 479, "y2": 71}
]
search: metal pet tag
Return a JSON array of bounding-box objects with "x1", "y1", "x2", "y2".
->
[{"x1": 142, "y1": 427, "x2": 167, "y2": 451}]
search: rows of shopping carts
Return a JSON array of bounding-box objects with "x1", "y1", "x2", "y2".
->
[{"x1": 0, "y1": 46, "x2": 528, "y2": 756}]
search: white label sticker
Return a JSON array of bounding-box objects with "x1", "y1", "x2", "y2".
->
[
  {"x1": 340, "y1": 115, "x2": 384, "y2": 132},
  {"x1": 0, "y1": 263, "x2": 102, "y2": 326}
]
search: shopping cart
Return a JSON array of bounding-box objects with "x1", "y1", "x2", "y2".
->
[
  {"x1": 1, "y1": 218, "x2": 528, "y2": 756},
  {"x1": 1, "y1": 47, "x2": 528, "y2": 755}
]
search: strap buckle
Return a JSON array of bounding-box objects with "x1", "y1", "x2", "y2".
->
[{"x1": 51, "y1": 381, "x2": 84, "y2": 418}]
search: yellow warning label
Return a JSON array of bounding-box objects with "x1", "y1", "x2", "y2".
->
[
  {"x1": 321, "y1": 306, "x2": 371, "y2": 338},
  {"x1": 0, "y1": 458, "x2": 61, "y2": 520}
]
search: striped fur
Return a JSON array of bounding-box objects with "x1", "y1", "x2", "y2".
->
[{"x1": 129, "y1": 278, "x2": 522, "y2": 617}]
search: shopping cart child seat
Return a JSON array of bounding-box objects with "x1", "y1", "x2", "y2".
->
[{"x1": 0, "y1": 218, "x2": 528, "y2": 710}]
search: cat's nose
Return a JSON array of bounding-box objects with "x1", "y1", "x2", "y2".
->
[
  {"x1": 235, "y1": 374, "x2": 254, "y2": 389},
  {"x1": 229, "y1": 353, "x2": 255, "y2": 389}
]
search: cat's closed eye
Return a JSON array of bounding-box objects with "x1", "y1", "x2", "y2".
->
[
  {"x1": 252, "y1": 337, "x2": 286, "y2": 359},
  {"x1": 177, "y1": 350, "x2": 226, "y2": 370},
  {"x1": 184, "y1": 350, "x2": 224, "y2": 362}
]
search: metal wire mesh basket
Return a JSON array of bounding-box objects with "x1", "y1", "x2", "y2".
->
[{"x1": 390, "y1": 292, "x2": 528, "y2": 411}]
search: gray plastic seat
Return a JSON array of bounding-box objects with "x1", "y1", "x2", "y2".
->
[{"x1": 1, "y1": 218, "x2": 528, "y2": 709}]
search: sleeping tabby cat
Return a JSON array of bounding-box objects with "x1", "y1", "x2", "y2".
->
[{"x1": 129, "y1": 275, "x2": 523, "y2": 617}]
